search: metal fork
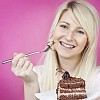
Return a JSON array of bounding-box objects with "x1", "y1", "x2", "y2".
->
[{"x1": 2, "y1": 45, "x2": 51, "y2": 64}]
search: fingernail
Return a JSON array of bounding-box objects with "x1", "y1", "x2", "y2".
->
[{"x1": 14, "y1": 52, "x2": 17, "y2": 56}]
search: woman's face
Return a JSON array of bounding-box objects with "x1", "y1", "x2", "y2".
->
[{"x1": 53, "y1": 9, "x2": 88, "y2": 59}]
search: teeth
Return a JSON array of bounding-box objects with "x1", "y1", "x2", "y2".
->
[{"x1": 60, "y1": 42, "x2": 75, "y2": 48}]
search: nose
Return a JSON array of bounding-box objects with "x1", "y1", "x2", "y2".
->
[{"x1": 65, "y1": 31, "x2": 74, "y2": 41}]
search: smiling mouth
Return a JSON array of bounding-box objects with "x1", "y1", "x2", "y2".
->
[{"x1": 60, "y1": 41, "x2": 76, "y2": 49}]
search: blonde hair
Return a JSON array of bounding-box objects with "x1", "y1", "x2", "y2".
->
[{"x1": 40, "y1": 0, "x2": 100, "y2": 92}]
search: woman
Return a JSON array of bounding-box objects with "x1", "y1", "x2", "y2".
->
[{"x1": 11, "y1": 0, "x2": 100, "y2": 100}]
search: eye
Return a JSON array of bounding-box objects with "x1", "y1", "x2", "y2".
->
[
  {"x1": 60, "y1": 25, "x2": 68, "y2": 29},
  {"x1": 78, "y1": 30, "x2": 85, "y2": 34}
]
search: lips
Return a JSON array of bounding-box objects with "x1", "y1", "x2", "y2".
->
[{"x1": 60, "y1": 41, "x2": 76, "y2": 49}]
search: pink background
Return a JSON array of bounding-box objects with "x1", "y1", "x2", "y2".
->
[{"x1": 0, "y1": 0, "x2": 100, "y2": 100}]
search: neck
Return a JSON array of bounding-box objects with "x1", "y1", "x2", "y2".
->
[{"x1": 58, "y1": 55, "x2": 81, "y2": 75}]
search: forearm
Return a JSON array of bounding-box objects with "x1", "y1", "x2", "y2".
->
[
  {"x1": 24, "y1": 82, "x2": 40, "y2": 100},
  {"x1": 11, "y1": 53, "x2": 40, "y2": 100}
]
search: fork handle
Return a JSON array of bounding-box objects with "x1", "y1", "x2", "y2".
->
[
  {"x1": 2, "y1": 51, "x2": 41, "y2": 64},
  {"x1": 2, "y1": 59, "x2": 13, "y2": 64}
]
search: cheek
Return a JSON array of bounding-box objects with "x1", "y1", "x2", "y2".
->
[
  {"x1": 53, "y1": 30, "x2": 63, "y2": 42},
  {"x1": 77, "y1": 37, "x2": 87, "y2": 50}
]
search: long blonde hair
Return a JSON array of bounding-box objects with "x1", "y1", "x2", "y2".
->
[{"x1": 40, "y1": 0, "x2": 100, "y2": 92}]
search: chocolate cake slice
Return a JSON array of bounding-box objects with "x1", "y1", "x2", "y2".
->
[{"x1": 56, "y1": 71, "x2": 87, "y2": 100}]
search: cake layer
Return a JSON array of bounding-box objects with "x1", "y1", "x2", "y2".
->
[
  {"x1": 59, "y1": 83, "x2": 85, "y2": 89},
  {"x1": 59, "y1": 77, "x2": 85, "y2": 89},
  {"x1": 59, "y1": 89, "x2": 86, "y2": 93},
  {"x1": 59, "y1": 77, "x2": 85, "y2": 83},
  {"x1": 58, "y1": 94, "x2": 87, "y2": 100}
]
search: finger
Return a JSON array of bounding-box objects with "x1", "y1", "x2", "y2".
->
[
  {"x1": 15, "y1": 56, "x2": 30, "y2": 71},
  {"x1": 11, "y1": 57, "x2": 25, "y2": 74},
  {"x1": 25, "y1": 63, "x2": 33, "y2": 76},
  {"x1": 16, "y1": 58, "x2": 25, "y2": 70},
  {"x1": 21, "y1": 60, "x2": 30, "y2": 71},
  {"x1": 13, "y1": 52, "x2": 18, "y2": 57},
  {"x1": 17, "y1": 57, "x2": 30, "y2": 69},
  {"x1": 16, "y1": 56, "x2": 30, "y2": 69},
  {"x1": 12, "y1": 53, "x2": 25, "y2": 67},
  {"x1": 27, "y1": 63, "x2": 33, "y2": 72},
  {"x1": 23, "y1": 56, "x2": 30, "y2": 61}
]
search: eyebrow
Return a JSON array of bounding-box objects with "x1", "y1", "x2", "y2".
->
[
  {"x1": 59, "y1": 21, "x2": 70, "y2": 26},
  {"x1": 59, "y1": 21, "x2": 84, "y2": 30},
  {"x1": 77, "y1": 27, "x2": 84, "y2": 30}
]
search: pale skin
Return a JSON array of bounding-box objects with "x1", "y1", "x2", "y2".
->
[
  {"x1": 53, "y1": 9, "x2": 88, "y2": 75},
  {"x1": 11, "y1": 9, "x2": 100, "y2": 100}
]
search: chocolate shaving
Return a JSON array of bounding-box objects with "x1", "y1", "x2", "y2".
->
[{"x1": 62, "y1": 71, "x2": 70, "y2": 80}]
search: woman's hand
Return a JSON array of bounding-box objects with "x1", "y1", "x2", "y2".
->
[
  {"x1": 11, "y1": 53, "x2": 40, "y2": 100},
  {"x1": 11, "y1": 53, "x2": 37, "y2": 83}
]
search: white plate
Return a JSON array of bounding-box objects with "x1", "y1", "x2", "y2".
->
[{"x1": 35, "y1": 89, "x2": 100, "y2": 100}]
